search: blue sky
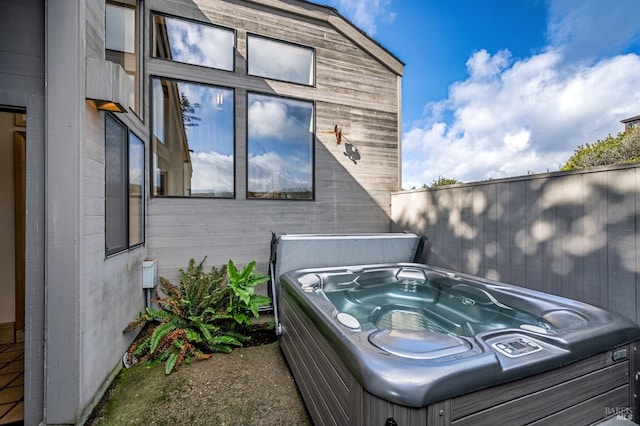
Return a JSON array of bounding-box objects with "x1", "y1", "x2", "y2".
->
[{"x1": 323, "y1": 0, "x2": 640, "y2": 188}]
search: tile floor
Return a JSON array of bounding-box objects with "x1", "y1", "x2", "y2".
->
[{"x1": 0, "y1": 343, "x2": 23, "y2": 425}]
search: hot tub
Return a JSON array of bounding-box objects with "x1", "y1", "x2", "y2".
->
[{"x1": 271, "y1": 233, "x2": 640, "y2": 425}]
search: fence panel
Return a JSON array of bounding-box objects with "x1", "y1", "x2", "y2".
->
[{"x1": 392, "y1": 164, "x2": 639, "y2": 324}]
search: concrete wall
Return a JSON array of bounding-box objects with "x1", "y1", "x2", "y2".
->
[
  {"x1": 391, "y1": 163, "x2": 640, "y2": 324},
  {"x1": 146, "y1": 0, "x2": 404, "y2": 282},
  {"x1": 0, "y1": 0, "x2": 46, "y2": 424}
]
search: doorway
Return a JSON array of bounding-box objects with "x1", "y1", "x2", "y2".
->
[{"x1": 0, "y1": 108, "x2": 25, "y2": 424}]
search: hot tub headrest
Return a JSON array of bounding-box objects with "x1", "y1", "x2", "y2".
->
[{"x1": 270, "y1": 232, "x2": 425, "y2": 284}]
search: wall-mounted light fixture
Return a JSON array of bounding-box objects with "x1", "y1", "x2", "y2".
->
[
  {"x1": 86, "y1": 58, "x2": 129, "y2": 113},
  {"x1": 94, "y1": 100, "x2": 127, "y2": 113}
]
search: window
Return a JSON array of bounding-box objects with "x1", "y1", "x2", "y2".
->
[
  {"x1": 105, "y1": 0, "x2": 141, "y2": 114},
  {"x1": 247, "y1": 93, "x2": 314, "y2": 199},
  {"x1": 105, "y1": 114, "x2": 144, "y2": 255},
  {"x1": 153, "y1": 13, "x2": 234, "y2": 71},
  {"x1": 129, "y1": 133, "x2": 144, "y2": 245},
  {"x1": 247, "y1": 35, "x2": 314, "y2": 86},
  {"x1": 152, "y1": 78, "x2": 235, "y2": 198}
]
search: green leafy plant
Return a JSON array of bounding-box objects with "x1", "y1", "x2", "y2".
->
[
  {"x1": 430, "y1": 176, "x2": 461, "y2": 188},
  {"x1": 124, "y1": 258, "x2": 271, "y2": 374},
  {"x1": 226, "y1": 259, "x2": 271, "y2": 330},
  {"x1": 562, "y1": 126, "x2": 640, "y2": 171}
]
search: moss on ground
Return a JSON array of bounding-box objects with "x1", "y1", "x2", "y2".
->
[{"x1": 86, "y1": 319, "x2": 310, "y2": 425}]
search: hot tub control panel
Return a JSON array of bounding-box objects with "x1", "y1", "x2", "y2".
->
[{"x1": 492, "y1": 337, "x2": 542, "y2": 358}]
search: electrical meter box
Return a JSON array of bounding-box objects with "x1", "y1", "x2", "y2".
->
[{"x1": 142, "y1": 260, "x2": 158, "y2": 289}]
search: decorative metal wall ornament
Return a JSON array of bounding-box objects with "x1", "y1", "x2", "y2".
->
[
  {"x1": 320, "y1": 124, "x2": 362, "y2": 164},
  {"x1": 319, "y1": 124, "x2": 343, "y2": 145}
]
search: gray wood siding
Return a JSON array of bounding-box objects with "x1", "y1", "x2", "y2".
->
[
  {"x1": 80, "y1": 103, "x2": 149, "y2": 422},
  {"x1": 392, "y1": 163, "x2": 640, "y2": 324},
  {"x1": 146, "y1": 0, "x2": 402, "y2": 281},
  {"x1": 0, "y1": 1, "x2": 46, "y2": 425},
  {"x1": 2, "y1": 0, "x2": 400, "y2": 423},
  {"x1": 45, "y1": 0, "x2": 153, "y2": 423},
  {"x1": 67, "y1": 1, "x2": 153, "y2": 423},
  {"x1": 0, "y1": 2, "x2": 44, "y2": 94}
]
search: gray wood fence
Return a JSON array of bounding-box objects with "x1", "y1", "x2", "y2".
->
[{"x1": 391, "y1": 163, "x2": 640, "y2": 324}]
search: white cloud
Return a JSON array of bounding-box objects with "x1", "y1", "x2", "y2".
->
[
  {"x1": 190, "y1": 151, "x2": 234, "y2": 194},
  {"x1": 466, "y1": 49, "x2": 511, "y2": 80},
  {"x1": 503, "y1": 130, "x2": 530, "y2": 153},
  {"x1": 329, "y1": 0, "x2": 394, "y2": 35},
  {"x1": 248, "y1": 97, "x2": 311, "y2": 142},
  {"x1": 248, "y1": 151, "x2": 312, "y2": 192},
  {"x1": 248, "y1": 99, "x2": 289, "y2": 139},
  {"x1": 402, "y1": 0, "x2": 640, "y2": 189},
  {"x1": 403, "y1": 50, "x2": 640, "y2": 188},
  {"x1": 248, "y1": 37, "x2": 313, "y2": 85},
  {"x1": 165, "y1": 17, "x2": 234, "y2": 70}
]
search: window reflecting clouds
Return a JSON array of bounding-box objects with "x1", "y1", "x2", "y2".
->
[
  {"x1": 247, "y1": 93, "x2": 314, "y2": 199},
  {"x1": 152, "y1": 78, "x2": 234, "y2": 198},
  {"x1": 153, "y1": 14, "x2": 234, "y2": 71},
  {"x1": 106, "y1": 1, "x2": 140, "y2": 113},
  {"x1": 248, "y1": 35, "x2": 314, "y2": 85}
]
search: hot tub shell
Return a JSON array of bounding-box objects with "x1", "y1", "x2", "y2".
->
[{"x1": 271, "y1": 233, "x2": 640, "y2": 425}]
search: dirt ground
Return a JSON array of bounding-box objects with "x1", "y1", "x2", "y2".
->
[{"x1": 85, "y1": 320, "x2": 311, "y2": 425}]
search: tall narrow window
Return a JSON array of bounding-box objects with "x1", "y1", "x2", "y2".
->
[
  {"x1": 153, "y1": 13, "x2": 235, "y2": 71},
  {"x1": 105, "y1": 114, "x2": 128, "y2": 254},
  {"x1": 152, "y1": 78, "x2": 235, "y2": 198},
  {"x1": 129, "y1": 133, "x2": 144, "y2": 246},
  {"x1": 247, "y1": 93, "x2": 314, "y2": 199},
  {"x1": 106, "y1": 0, "x2": 141, "y2": 114},
  {"x1": 152, "y1": 79, "x2": 165, "y2": 145},
  {"x1": 106, "y1": 114, "x2": 145, "y2": 255},
  {"x1": 247, "y1": 35, "x2": 314, "y2": 86}
]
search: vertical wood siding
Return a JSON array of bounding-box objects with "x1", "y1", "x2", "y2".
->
[
  {"x1": 146, "y1": 0, "x2": 402, "y2": 280},
  {"x1": 391, "y1": 164, "x2": 640, "y2": 324}
]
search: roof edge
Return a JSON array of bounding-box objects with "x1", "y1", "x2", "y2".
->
[
  {"x1": 241, "y1": 0, "x2": 404, "y2": 75},
  {"x1": 621, "y1": 115, "x2": 640, "y2": 123}
]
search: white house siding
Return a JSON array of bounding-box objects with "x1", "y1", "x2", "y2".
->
[{"x1": 145, "y1": 0, "x2": 403, "y2": 281}]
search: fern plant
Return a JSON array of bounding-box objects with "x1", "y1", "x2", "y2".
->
[{"x1": 124, "y1": 258, "x2": 271, "y2": 374}]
